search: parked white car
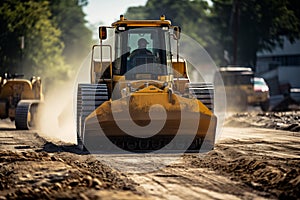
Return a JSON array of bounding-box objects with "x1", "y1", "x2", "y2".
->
[{"x1": 251, "y1": 77, "x2": 270, "y2": 111}]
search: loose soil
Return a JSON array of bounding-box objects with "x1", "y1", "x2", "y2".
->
[{"x1": 0, "y1": 111, "x2": 299, "y2": 199}]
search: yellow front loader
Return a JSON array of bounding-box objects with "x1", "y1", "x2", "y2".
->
[
  {"x1": 0, "y1": 73, "x2": 43, "y2": 129},
  {"x1": 77, "y1": 15, "x2": 217, "y2": 152}
]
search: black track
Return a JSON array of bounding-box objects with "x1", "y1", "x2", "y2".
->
[
  {"x1": 15, "y1": 100, "x2": 40, "y2": 130},
  {"x1": 76, "y1": 84, "x2": 109, "y2": 148},
  {"x1": 188, "y1": 83, "x2": 214, "y2": 112}
]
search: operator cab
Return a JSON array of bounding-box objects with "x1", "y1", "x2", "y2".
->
[
  {"x1": 92, "y1": 15, "x2": 182, "y2": 97},
  {"x1": 112, "y1": 17, "x2": 173, "y2": 81}
]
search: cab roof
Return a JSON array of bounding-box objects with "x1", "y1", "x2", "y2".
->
[
  {"x1": 219, "y1": 66, "x2": 253, "y2": 72},
  {"x1": 111, "y1": 15, "x2": 172, "y2": 27}
]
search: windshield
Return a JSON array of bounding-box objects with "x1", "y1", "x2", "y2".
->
[
  {"x1": 114, "y1": 27, "x2": 172, "y2": 79},
  {"x1": 253, "y1": 78, "x2": 267, "y2": 86}
]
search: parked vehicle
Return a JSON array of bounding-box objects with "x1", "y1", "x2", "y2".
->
[{"x1": 251, "y1": 77, "x2": 270, "y2": 111}]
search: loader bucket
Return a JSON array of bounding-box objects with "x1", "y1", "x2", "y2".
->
[{"x1": 82, "y1": 85, "x2": 217, "y2": 153}]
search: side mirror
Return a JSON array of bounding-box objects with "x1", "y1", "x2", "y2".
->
[
  {"x1": 173, "y1": 26, "x2": 181, "y2": 40},
  {"x1": 99, "y1": 26, "x2": 107, "y2": 40}
]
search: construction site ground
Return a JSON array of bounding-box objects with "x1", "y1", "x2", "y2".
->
[{"x1": 0, "y1": 111, "x2": 299, "y2": 200}]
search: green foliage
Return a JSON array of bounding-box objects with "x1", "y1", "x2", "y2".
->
[
  {"x1": 126, "y1": 0, "x2": 210, "y2": 38},
  {"x1": 208, "y1": 0, "x2": 300, "y2": 65},
  {"x1": 0, "y1": 1, "x2": 67, "y2": 79},
  {"x1": 0, "y1": 0, "x2": 92, "y2": 89},
  {"x1": 49, "y1": 0, "x2": 92, "y2": 69}
]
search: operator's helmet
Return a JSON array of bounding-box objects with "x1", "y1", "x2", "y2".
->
[{"x1": 138, "y1": 38, "x2": 149, "y2": 48}]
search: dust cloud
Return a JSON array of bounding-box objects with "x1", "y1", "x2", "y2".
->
[
  {"x1": 35, "y1": 49, "x2": 91, "y2": 144},
  {"x1": 37, "y1": 80, "x2": 77, "y2": 144}
]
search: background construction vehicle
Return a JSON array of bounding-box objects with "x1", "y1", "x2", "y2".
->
[
  {"x1": 77, "y1": 15, "x2": 217, "y2": 152},
  {"x1": 0, "y1": 73, "x2": 43, "y2": 129},
  {"x1": 215, "y1": 66, "x2": 270, "y2": 111}
]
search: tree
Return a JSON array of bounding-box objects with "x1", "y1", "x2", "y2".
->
[
  {"x1": 48, "y1": 0, "x2": 92, "y2": 68},
  {"x1": 211, "y1": 0, "x2": 300, "y2": 66},
  {"x1": 0, "y1": 0, "x2": 68, "y2": 81},
  {"x1": 125, "y1": 0, "x2": 215, "y2": 58},
  {"x1": 0, "y1": 0, "x2": 92, "y2": 88}
]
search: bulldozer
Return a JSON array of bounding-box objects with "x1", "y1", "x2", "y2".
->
[
  {"x1": 77, "y1": 15, "x2": 217, "y2": 152},
  {"x1": 0, "y1": 73, "x2": 43, "y2": 129}
]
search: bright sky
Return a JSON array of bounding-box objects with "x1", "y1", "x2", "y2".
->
[{"x1": 83, "y1": 0, "x2": 148, "y2": 26}]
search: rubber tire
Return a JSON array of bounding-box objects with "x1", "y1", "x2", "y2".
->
[{"x1": 260, "y1": 100, "x2": 270, "y2": 112}]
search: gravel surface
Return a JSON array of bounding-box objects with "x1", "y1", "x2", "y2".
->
[{"x1": 0, "y1": 124, "x2": 148, "y2": 200}]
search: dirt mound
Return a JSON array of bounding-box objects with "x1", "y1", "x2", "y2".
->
[
  {"x1": 0, "y1": 150, "x2": 145, "y2": 199},
  {"x1": 225, "y1": 111, "x2": 300, "y2": 132},
  {"x1": 185, "y1": 141, "x2": 300, "y2": 199}
]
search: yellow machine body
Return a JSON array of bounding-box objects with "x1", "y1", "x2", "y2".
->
[
  {"x1": 0, "y1": 75, "x2": 43, "y2": 129},
  {"x1": 86, "y1": 84, "x2": 215, "y2": 135},
  {"x1": 77, "y1": 15, "x2": 217, "y2": 152}
]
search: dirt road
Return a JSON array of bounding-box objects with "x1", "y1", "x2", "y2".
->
[
  {"x1": 0, "y1": 117, "x2": 299, "y2": 199},
  {"x1": 125, "y1": 127, "x2": 299, "y2": 200}
]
